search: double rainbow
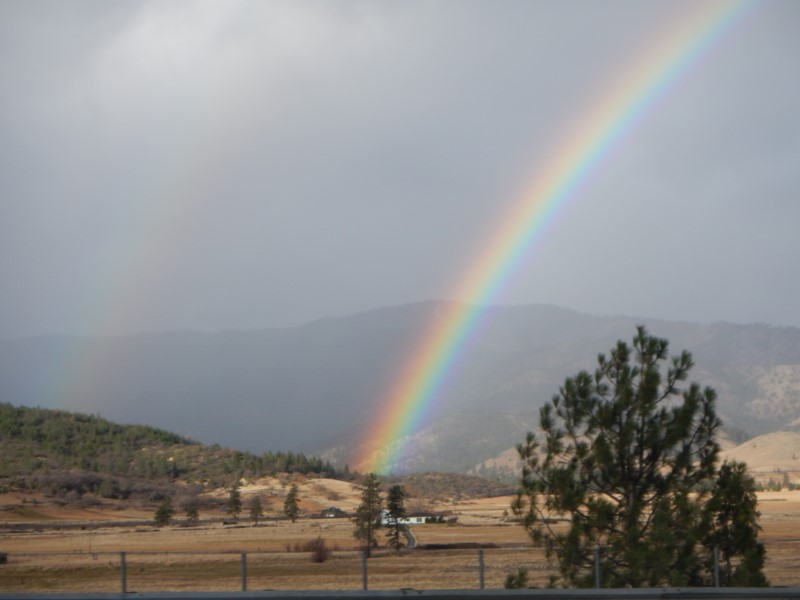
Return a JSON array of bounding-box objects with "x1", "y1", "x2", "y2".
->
[{"x1": 356, "y1": 0, "x2": 755, "y2": 473}]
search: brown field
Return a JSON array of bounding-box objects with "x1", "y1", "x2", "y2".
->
[{"x1": 2, "y1": 486, "x2": 800, "y2": 593}]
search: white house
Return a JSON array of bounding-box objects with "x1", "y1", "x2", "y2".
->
[{"x1": 379, "y1": 510, "x2": 442, "y2": 526}]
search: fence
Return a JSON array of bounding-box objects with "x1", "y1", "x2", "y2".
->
[
  {"x1": 0, "y1": 547, "x2": 550, "y2": 594},
  {"x1": 4, "y1": 545, "x2": 797, "y2": 595}
]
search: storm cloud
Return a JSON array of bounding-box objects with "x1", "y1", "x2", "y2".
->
[{"x1": 1, "y1": 0, "x2": 798, "y2": 337}]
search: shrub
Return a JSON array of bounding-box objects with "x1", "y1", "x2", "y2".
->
[
  {"x1": 304, "y1": 536, "x2": 330, "y2": 563},
  {"x1": 505, "y1": 567, "x2": 529, "y2": 589}
]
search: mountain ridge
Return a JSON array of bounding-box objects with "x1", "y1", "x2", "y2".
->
[{"x1": 2, "y1": 301, "x2": 799, "y2": 473}]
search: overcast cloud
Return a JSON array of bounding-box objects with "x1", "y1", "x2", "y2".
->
[{"x1": 1, "y1": 0, "x2": 798, "y2": 338}]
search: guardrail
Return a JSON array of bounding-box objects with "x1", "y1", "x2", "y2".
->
[{"x1": 2, "y1": 587, "x2": 800, "y2": 600}]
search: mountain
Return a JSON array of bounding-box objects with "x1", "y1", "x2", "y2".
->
[{"x1": 1, "y1": 302, "x2": 799, "y2": 473}]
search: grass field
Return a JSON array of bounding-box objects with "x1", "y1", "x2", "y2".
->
[{"x1": 2, "y1": 490, "x2": 799, "y2": 592}]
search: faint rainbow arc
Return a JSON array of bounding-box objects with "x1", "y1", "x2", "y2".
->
[
  {"x1": 49, "y1": 96, "x2": 258, "y2": 412},
  {"x1": 358, "y1": 0, "x2": 755, "y2": 473}
]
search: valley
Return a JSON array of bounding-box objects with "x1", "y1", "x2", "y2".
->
[{"x1": 2, "y1": 478, "x2": 800, "y2": 592}]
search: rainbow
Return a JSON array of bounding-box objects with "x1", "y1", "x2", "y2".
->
[
  {"x1": 49, "y1": 104, "x2": 254, "y2": 412},
  {"x1": 357, "y1": 0, "x2": 755, "y2": 473}
]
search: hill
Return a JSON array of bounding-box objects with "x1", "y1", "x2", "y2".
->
[
  {"x1": 0, "y1": 402, "x2": 340, "y2": 501},
  {"x1": 2, "y1": 302, "x2": 800, "y2": 473},
  {"x1": 720, "y1": 431, "x2": 800, "y2": 485},
  {"x1": 0, "y1": 403, "x2": 515, "y2": 509}
]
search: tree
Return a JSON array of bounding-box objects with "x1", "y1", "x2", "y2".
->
[
  {"x1": 353, "y1": 473, "x2": 383, "y2": 557},
  {"x1": 513, "y1": 327, "x2": 723, "y2": 587},
  {"x1": 249, "y1": 495, "x2": 264, "y2": 525},
  {"x1": 227, "y1": 478, "x2": 242, "y2": 521},
  {"x1": 154, "y1": 497, "x2": 174, "y2": 527},
  {"x1": 184, "y1": 501, "x2": 200, "y2": 526},
  {"x1": 385, "y1": 484, "x2": 407, "y2": 552},
  {"x1": 705, "y1": 461, "x2": 768, "y2": 586},
  {"x1": 283, "y1": 484, "x2": 300, "y2": 522}
]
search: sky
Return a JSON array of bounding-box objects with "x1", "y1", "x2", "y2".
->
[{"x1": 1, "y1": 0, "x2": 798, "y2": 339}]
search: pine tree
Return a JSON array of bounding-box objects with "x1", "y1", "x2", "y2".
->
[
  {"x1": 249, "y1": 495, "x2": 264, "y2": 525},
  {"x1": 513, "y1": 327, "x2": 722, "y2": 587},
  {"x1": 184, "y1": 502, "x2": 200, "y2": 526},
  {"x1": 283, "y1": 484, "x2": 300, "y2": 523},
  {"x1": 154, "y1": 497, "x2": 174, "y2": 527},
  {"x1": 353, "y1": 473, "x2": 383, "y2": 558},
  {"x1": 705, "y1": 461, "x2": 768, "y2": 586},
  {"x1": 385, "y1": 484, "x2": 407, "y2": 552},
  {"x1": 227, "y1": 479, "x2": 242, "y2": 521}
]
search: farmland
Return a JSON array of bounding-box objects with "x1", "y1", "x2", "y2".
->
[{"x1": 2, "y1": 483, "x2": 800, "y2": 593}]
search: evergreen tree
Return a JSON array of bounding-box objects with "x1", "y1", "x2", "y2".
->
[
  {"x1": 513, "y1": 327, "x2": 722, "y2": 587},
  {"x1": 184, "y1": 502, "x2": 200, "y2": 526},
  {"x1": 705, "y1": 461, "x2": 768, "y2": 586},
  {"x1": 249, "y1": 495, "x2": 264, "y2": 525},
  {"x1": 227, "y1": 478, "x2": 242, "y2": 521},
  {"x1": 154, "y1": 497, "x2": 174, "y2": 527},
  {"x1": 385, "y1": 484, "x2": 407, "y2": 552},
  {"x1": 283, "y1": 484, "x2": 300, "y2": 522},
  {"x1": 353, "y1": 473, "x2": 383, "y2": 558}
]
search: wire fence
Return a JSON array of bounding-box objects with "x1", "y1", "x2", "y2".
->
[
  {"x1": 0, "y1": 547, "x2": 553, "y2": 594},
  {"x1": 3, "y1": 541, "x2": 800, "y2": 594}
]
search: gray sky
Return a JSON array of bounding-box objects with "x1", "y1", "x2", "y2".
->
[{"x1": 1, "y1": 0, "x2": 798, "y2": 338}]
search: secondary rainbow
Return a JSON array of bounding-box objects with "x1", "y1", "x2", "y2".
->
[
  {"x1": 357, "y1": 0, "x2": 756, "y2": 473},
  {"x1": 48, "y1": 98, "x2": 256, "y2": 413}
]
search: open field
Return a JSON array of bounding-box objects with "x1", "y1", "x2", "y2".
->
[{"x1": 2, "y1": 489, "x2": 800, "y2": 592}]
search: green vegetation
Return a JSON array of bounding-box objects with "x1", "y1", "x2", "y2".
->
[
  {"x1": 353, "y1": 473, "x2": 383, "y2": 558},
  {"x1": 0, "y1": 402, "x2": 344, "y2": 500},
  {"x1": 504, "y1": 567, "x2": 530, "y2": 589},
  {"x1": 248, "y1": 495, "x2": 264, "y2": 524},
  {"x1": 385, "y1": 484, "x2": 407, "y2": 552},
  {"x1": 184, "y1": 500, "x2": 200, "y2": 525},
  {"x1": 0, "y1": 402, "x2": 190, "y2": 477},
  {"x1": 153, "y1": 497, "x2": 175, "y2": 526},
  {"x1": 513, "y1": 327, "x2": 767, "y2": 587},
  {"x1": 283, "y1": 484, "x2": 300, "y2": 522},
  {"x1": 706, "y1": 461, "x2": 768, "y2": 586},
  {"x1": 226, "y1": 479, "x2": 242, "y2": 520}
]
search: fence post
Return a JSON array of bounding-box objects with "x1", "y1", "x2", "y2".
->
[
  {"x1": 241, "y1": 552, "x2": 247, "y2": 592},
  {"x1": 361, "y1": 551, "x2": 368, "y2": 591},
  {"x1": 120, "y1": 552, "x2": 127, "y2": 594},
  {"x1": 478, "y1": 549, "x2": 485, "y2": 589},
  {"x1": 713, "y1": 545, "x2": 720, "y2": 587},
  {"x1": 594, "y1": 547, "x2": 601, "y2": 589}
]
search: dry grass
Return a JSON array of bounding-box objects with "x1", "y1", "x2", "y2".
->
[{"x1": 2, "y1": 488, "x2": 800, "y2": 592}]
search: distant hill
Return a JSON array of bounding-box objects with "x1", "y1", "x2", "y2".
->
[
  {"x1": 385, "y1": 472, "x2": 514, "y2": 502},
  {"x1": 0, "y1": 403, "x2": 516, "y2": 507},
  {"x1": 2, "y1": 302, "x2": 799, "y2": 474},
  {"x1": 720, "y1": 431, "x2": 800, "y2": 482},
  {"x1": 0, "y1": 403, "x2": 340, "y2": 500}
]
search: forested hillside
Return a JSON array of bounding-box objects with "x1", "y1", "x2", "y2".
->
[{"x1": 0, "y1": 403, "x2": 342, "y2": 499}]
